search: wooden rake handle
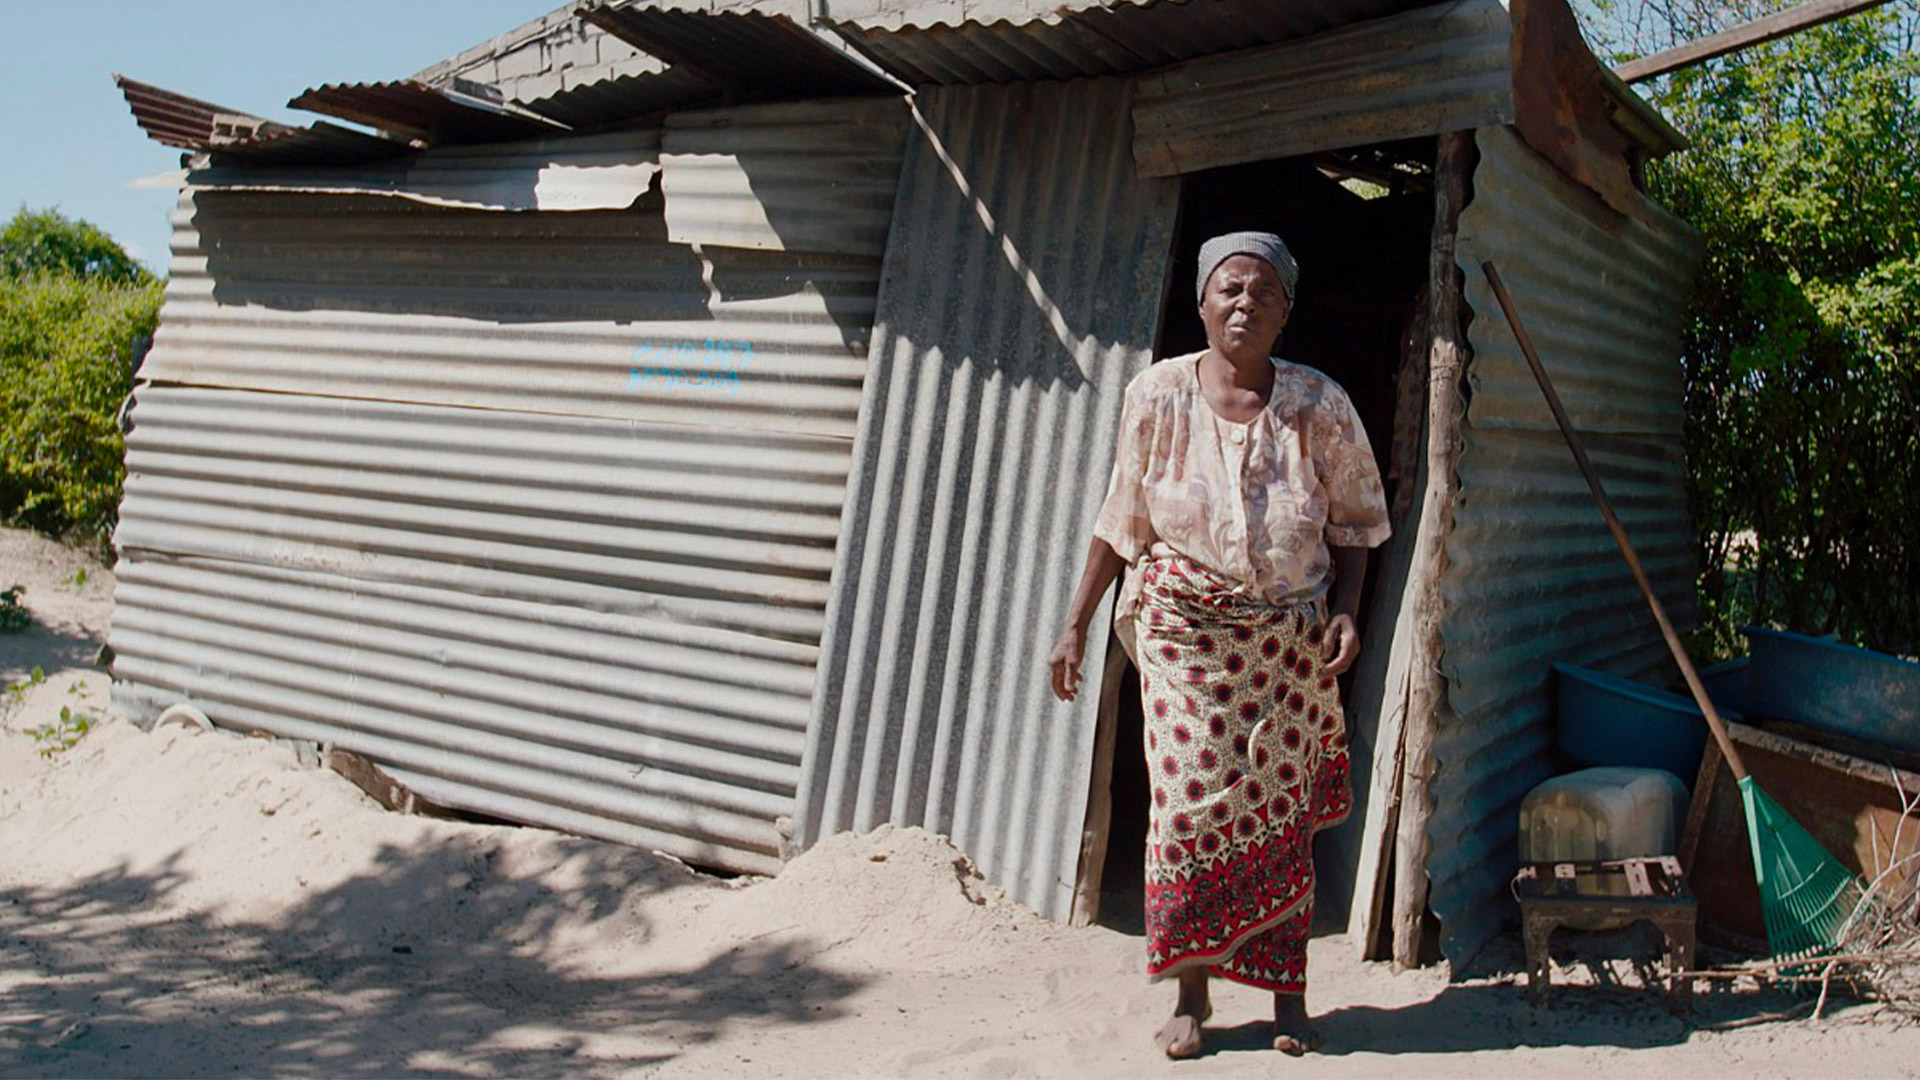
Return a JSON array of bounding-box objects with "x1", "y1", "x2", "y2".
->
[{"x1": 1481, "y1": 260, "x2": 1749, "y2": 781}]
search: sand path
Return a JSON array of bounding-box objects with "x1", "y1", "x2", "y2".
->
[{"x1": 2, "y1": 526, "x2": 1912, "y2": 1077}]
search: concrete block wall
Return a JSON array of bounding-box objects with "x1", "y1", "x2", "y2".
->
[{"x1": 412, "y1": 5, "x2": 657, "y2": 106}]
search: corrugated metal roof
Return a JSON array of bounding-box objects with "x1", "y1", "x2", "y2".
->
[
  {"x1": 1427, "y1": 124, "x2": 1704, "y2": 968},
  {"x1": 661, "y1": 97, "x2": 908, "y2": 257},
  {"x1": 115, "y1": 74, "x2": 274, "y2": 150},
  {"x1": 112, "y1": 183, "x2": 885, "y2": 875},
  {"x1": 796, "y1": 77, "x2": 1181, "y2": 920},
  {"x1": 143, "y1": 190, "x2": 877, "y2": 437},
  {"x1": 115, "y1": 74, "x2": 415, "y2": 166},
  {"x1": 188, "y1": 130, "x2": 661, "y2": 213},
  {"x1": 583, "y1": 3, "x2": 900, "y2": 99},
  {"x1": 1131, "y1": 0, "x2": 1515, "y2": 177},
  {"x1": 828, "y1": 0, "x2": 1430, "y2": 86},
  {"x1": 288, "y1": 80, "x2": 572, "y2": 143},
  {"x1": 519, "y1": 66, "x2": 725, "y2": 129}
]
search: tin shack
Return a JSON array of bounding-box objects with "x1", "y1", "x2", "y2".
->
[{"x1": 115, "y1": 0, "x2": 1701, "y2": 969}]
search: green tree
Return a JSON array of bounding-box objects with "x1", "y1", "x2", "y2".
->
[
  {"x1": 0, "y1": 208, "x2": 162, "y2": 549},
  {"x1": 1, "y1": 207, "x2": 152, "y2": 285},
  {"x1": 1576, "y1": 1, "x2": 1920, "y2": 658}
]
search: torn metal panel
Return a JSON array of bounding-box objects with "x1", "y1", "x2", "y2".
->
[
  {"x1": 583, "y1": 3, "x2": 898, "y2": 99},
  {"x1": 188, "y1": 130, "x2": 662, "y2": 213},
  {"x1": 1131, "y1": 0, "x2": 1515, "y2": 178},
  {"x1": 661, "y1": 97, "x2": 908, "y2": 256},
  {"x1": 144, "y1": 188, "x2": 878, "y2": 439},
  {"x1": 797, "y1": 77, "x2": 1180, "y2": 920},
  {"x1": 288, "y1": 80, "x2": 571, "y2": 143},
  {"x1": 1428, "y1": 124, "x2": 1703, "y2": 969},
  {"x1": 828, "y1": 0, "x2": 1428, "y2": 86}
]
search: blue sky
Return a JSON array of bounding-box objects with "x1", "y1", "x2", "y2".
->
[{"x1": 0, "y1": 1, "x2": 550, "y2": 272}]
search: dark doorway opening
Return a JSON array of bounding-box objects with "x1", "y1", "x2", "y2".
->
[{"x1": 1095, "y1": 139, "x2": 1437, "y2": 937}]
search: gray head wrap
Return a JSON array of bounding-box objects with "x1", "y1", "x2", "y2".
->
[{"x1": 1196, "y1": 231, "x2": 1299, "y2": 304}]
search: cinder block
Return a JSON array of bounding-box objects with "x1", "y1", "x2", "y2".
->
[
  {"x1": 550, "y1": 33, "x2": 600, "y2": 72},
  {"x1": 512, "y1": 70, "x2": 566, "y2": 101},
  {"x1": 494, "y1": 42, "x2": 549, "y2": 80}
]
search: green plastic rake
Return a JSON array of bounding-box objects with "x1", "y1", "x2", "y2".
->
[{"x1": 1484, "y1": 261, "x2": 1865, "y2": 963}]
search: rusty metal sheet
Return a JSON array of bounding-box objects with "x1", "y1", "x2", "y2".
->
[
  {"x1": 114, "y1": 74, "x2": 276, "y2": 150},
  {"x1": 115, "y1": 74, "x2": 413, "y2": 166},
  {"x1": 1131, "y1": 0, "x2": 1516, "y2": 178},
  {"x1": 289, "y1": 80, "x2": 571, "y2": 144},
  {"x1": 1509, "y1": 0, "x2": 1655, "y2": 219},
  {"x1": 1683, "y1": 720, "x2": 1920, "y2": 949}
]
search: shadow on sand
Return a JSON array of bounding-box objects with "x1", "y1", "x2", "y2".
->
[{"x1": 0, "y1": 836, "x2": 867, "y2": 1078}]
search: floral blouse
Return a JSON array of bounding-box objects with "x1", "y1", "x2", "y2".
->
[{"x1": 1094, "y1": 351, "x2": 1392, "y2": 643}]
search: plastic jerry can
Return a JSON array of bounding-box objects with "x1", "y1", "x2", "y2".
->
[{"x1": 1518, "y1": 766, "x2": 1689, "y2": 928}]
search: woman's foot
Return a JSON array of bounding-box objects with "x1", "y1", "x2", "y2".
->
[
  {"x1": 1155, "y1": 971, "x2": 1212, "y2": 1059},
  {"x1": 1271, "y1": 992, "x2": 1321, "y2": 1056}
]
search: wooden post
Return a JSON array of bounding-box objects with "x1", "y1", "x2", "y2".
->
[
  {"x1": 1391, "y1": 129, "x2": 1473, "y2": 969},
  {"x1": 1071, "y1": 633, "x2": 1132, "y2": 926},
  {"x1": 1615, "y1": 0, "x2": 1894, "y2": 83}
]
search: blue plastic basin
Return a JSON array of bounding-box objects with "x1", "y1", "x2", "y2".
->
[
  {"x1": 1552, "y1": 662, "x2": 1720, "y2": 782},
  {"x1": 1741, "y1": 627, "x2": 1920, "y2": 754}
]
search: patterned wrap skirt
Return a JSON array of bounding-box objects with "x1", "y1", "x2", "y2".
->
[{"x1": 1135, "y1": 556, "x2": 1353, "y2": 993}]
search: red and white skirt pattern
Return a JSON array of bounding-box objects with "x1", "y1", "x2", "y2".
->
[{"x1": 1134, "y1": 556, "x2": 1352, "y2": 993}]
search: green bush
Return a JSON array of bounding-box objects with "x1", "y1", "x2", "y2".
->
[
  {"x1": 1579, "y1": 3, "x2": 1920, "y2": 660},
  {"x1": 0, "y1": 208, "x2": 162, "y2": 550}
]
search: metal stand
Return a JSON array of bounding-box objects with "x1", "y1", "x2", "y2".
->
[{"x1": 1514, "y1": 857, "x2": 1697, "y2": 1012}]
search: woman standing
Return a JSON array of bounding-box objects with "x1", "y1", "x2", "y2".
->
[{"x1": 1047, "y1": 232, "x2": 1390, "y2": 1059}]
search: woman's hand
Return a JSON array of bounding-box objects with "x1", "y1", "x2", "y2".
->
[
  {"x1": 1048, "y1": 625, "x2": 1088, "y2": 701},
  {"x1": 1321, "y1": 612, "x2": 1361, "y2": 675}
]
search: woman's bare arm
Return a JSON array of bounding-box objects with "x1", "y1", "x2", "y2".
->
[
  {"x1": 1047, "y1": 538, "x2": 1126, "y2": 701},
  {"x1": 1322, "y1": 545, "x2": 1368, "y2": 674}
]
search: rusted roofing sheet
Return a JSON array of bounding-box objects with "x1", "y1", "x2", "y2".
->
[
  {"x1": 1131, "y1": 0, "x2": 1515, "y2": 177},
  {"x1": 116, "y1": 74, "x2": 412, "y2": 166},
  {"x1": 289, "y1": 80, "x2": 571, "y2": 143},
  {"x1": 1428, "y1": 124, "x2": 1704, "y2": 969},
  {"x1": 797, "y1": 77, "x2": 1180, "y2": 920},
  {"x1": 583, "y1": 4, "x2": 899, "y2": 99},
  {"x1": 828, "y1": 0, "x2": 1429, "y2": 86},
  {"x1": 115, "y1": 74, "x2": 274, "y2": 149}
]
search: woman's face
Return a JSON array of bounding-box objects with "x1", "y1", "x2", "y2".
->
[{"x1": 1199, "y1": 255, "x2": 1291, "y2": 357}]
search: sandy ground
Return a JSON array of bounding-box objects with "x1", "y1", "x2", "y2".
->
[{"x1": 1, "y1": 525, "x2": 1916, "y2": 1078}]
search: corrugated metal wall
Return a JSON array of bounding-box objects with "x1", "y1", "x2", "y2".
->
[
  {"x1": 662, "y1": 97, "x2": 909, "y2": 258},
  {"x1": 112, "y1": 177, "x2": 886, "y2": 875},
  {"x1": 188, "y1": 130, "x2": 662, "y2": 212},
  {"x1": 1131, "y1": 0, "x2": 1515, "y2": 178},
  {"x1": 796, "y1": 77, "x2": 1181, "y2": 919},
  {"x1": 1427, "y1": 124, "x2": 1703, "y2": 965}
]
